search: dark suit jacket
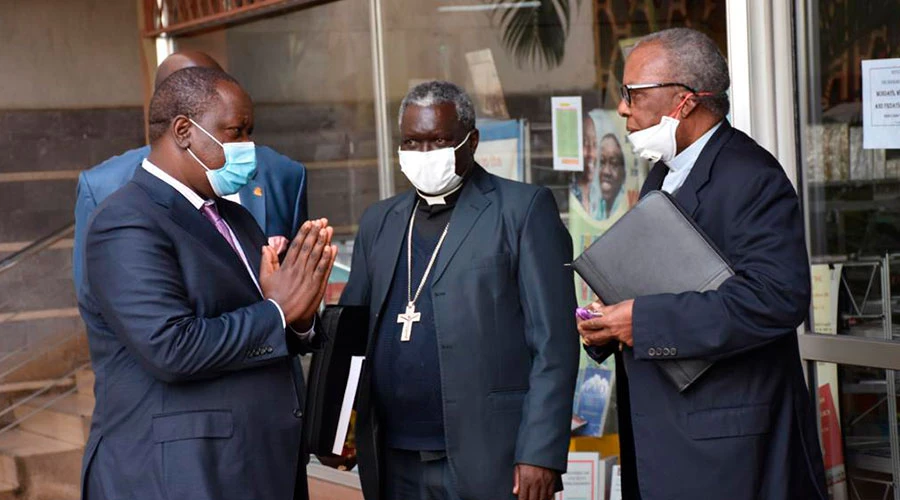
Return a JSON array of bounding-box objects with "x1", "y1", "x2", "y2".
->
[
  {"x1": 73, "y1": 144, "x2": 309, "y2": 300},
  {"x1": 80, "y1": 167, "x2": 311, "y2": 500},
  {"x1": 587, "y1": 122, "x2": 827, "y2": 500},
  {"x1": 340, "y1": 166, "x2": 579, "y2": 500}
]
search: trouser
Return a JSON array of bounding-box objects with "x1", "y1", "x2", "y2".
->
[{"x1": 383, "y1": 448, "x2": 462, "y2": 500}]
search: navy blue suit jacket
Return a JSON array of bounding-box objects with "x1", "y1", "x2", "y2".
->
[
  {"x1": 587, "y1": 122, "x2": 827, "y2": 500},
  {"x1": 73, "y1": 144, "x2": 308, "y2": 299},
  {"x1": 80, "y1": 167, "x2": 309, "y2": 500},
  {"x1": 341, "y1": 166, "x2": 579, "y2": 500}
]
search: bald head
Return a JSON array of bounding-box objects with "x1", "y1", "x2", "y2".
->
[{"x1": 154, "y1": 51, "x2": 223, "y2": 89}]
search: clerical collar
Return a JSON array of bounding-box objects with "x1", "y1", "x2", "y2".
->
[{"x1": 416, "y1": 182, "x2": 463, "y2": 206}]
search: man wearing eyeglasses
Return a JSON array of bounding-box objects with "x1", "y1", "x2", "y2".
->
[{"x1": 576, "y1": 28, "x2": 827, "y2": 500}]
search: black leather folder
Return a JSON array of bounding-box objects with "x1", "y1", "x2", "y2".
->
[
  {"x1": 572, "y1": 191, "x2": 732, "y2": 392},
  {"x1": 304, "y1": 305, "x2": 368, "y2": 456}
]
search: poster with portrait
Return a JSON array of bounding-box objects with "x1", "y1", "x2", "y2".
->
[
  {"x1": 569, "y1": 108, "x2": 648, "y2": 437},
  {"x1": 569, "y1": 108, "x2": 647, "y2": 307}
]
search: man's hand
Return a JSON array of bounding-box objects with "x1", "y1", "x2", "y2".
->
[
  {"x1": 513, "y1": 464, "x2": 558, "y2": 500},
  {"x1": 259, "y1": 219, "x2": 337, "y2": 327},
  {"x1": 267, "y1": 235, "x2": 289, "y2": 256},
  {"x1": 577, "y1": 299, "x2": 635, "y2": 348}
]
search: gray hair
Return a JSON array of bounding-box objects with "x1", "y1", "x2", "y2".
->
[
  {"x1": 398, "y1": 81, "x2": 476, "y2": 131},
  {"x1": 635, "y1": 28, "x2": 730, "y2": 117}
]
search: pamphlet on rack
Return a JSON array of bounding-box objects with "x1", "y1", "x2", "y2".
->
[
  {"x1": 810, "y1": 264, "x2": 847, "y2": 499},
  {"x1": 572, "y1": 362, "x2": 615, "y2": 438},
  {"x1": 555, "y1": 453, "x2": 616, "y2": 500},
  {"x1": 608, "y1": 465, "x2": 622, "y2": 500}
]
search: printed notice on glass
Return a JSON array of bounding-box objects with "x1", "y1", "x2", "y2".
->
[
  {"x1": 552, "y1": 96, "x2": 584, "y2": 171},
  {"x1": 555, "y1": 452, "x2": 601, "y2": 500},
  {"x1": 862, "y1": 58, "x2": 900, "y2": 149}
]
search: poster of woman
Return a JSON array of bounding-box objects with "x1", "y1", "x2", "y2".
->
[
  {"x1": 569, "y1": 108, "x2": 647, "y2": 307},
  {"x1": 569, "y1": 108, "x2": 648, "y2": 438}
]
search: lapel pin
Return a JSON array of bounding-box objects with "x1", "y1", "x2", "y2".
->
[{"x1": 253, "y1": 187, "x2": 263, "y2": 197}]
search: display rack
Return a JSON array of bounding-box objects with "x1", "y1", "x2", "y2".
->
[{"x1": 816, "y1": 254, "x2": 900, "y2": 500}]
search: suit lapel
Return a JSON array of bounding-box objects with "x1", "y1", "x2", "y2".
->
[
  {"x1": 640, "y1": 163, "x2": 667, "y2": 197},
  {"x1": 219, "y1": 201, "x2": 265, "y2": 283},
  {"x1": 132, "y1": 169, "x2": 256, "y2": 286},
  {"x1": 239, "y1": 176, "x2": 267, "y2": 233},
  {"x1": 672, "y1": 121, "x2": 735, "y2": 217},
  {"x1": 371, "y1": 192, "x2": 417, "y2": 320},
  {"x1": 432, "y1": 167, "x2": 493, "y2": 284}
]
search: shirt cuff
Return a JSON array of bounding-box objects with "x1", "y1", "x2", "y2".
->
[{"x1": 267, "y1": 299, "x2": 316, "y2": 340}]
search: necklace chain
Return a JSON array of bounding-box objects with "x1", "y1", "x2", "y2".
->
[{"x1": 407, "y1": 201, "x2": 451, "y2": 306}]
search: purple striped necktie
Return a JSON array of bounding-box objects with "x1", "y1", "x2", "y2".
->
[{"x1": 200, "y1": 202, "x2": 239, "y2": 254}]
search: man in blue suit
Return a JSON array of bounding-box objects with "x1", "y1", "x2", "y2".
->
[
  {"x1": 340, "y1": 81, "x2": 578, "y2": 500},
  {"x1": 577, "y1": 29, "x2": 827, "y2": 499},
  {"x1": 73, "y1": 50, "x2": 308, "y2": 300},
  {"x1": 80, "y1": 67, "x2": 336, "y2": 500}
]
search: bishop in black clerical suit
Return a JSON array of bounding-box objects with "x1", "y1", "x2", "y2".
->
[{"x1": 339, "y1": 81, "x2": 578, "y2": 500}]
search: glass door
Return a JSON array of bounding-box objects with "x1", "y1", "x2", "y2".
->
[{"x1": 795, "y1": 1, "x2": 900, "y2": 499}]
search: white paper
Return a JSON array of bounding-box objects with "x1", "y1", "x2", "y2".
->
[
  {"x1": 475, "y1": 138, "x2": 520, "y2": 181},
  {"x1": 555, "y1": 452, "x2": 601, "y2": 500},
  {"x1": 332, "y1": 355, "x2": 365, "y2": 455},
  {"x1": 608, "y1": 465, "x2": 622, "y2": 500},
  {"x1": 862, "y1": 58, "x2": 900, "y2": 149},
  {"x1": 552, "y1": 96, "x2": 584, "y2": 172},
  {"x1": 811, "y1": 264, "x2": 842, "y2": 335}
]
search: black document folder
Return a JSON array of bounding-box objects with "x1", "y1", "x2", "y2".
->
[
  {"x1": 572, "y1": 191, "x2": 732, "y2": 392},
  {"x1": 304, "y1": 305, "x2": 368, "y2": 456}
]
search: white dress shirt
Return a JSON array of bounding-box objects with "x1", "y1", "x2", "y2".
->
[
  {"x1": 662, "y1": 121, "x2": 723, "y2": 194},
  {"x1": 141, "y1": 159, "x2": 313, "y2": 338}
]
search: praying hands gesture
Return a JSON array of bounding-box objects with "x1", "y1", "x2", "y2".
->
[{"x1": 260, "y1": 218, "x2": 337, "y2": 331}]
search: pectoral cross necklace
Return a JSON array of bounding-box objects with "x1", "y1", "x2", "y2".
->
[{"x1": 397, "y1": 201, "x2": 451, "y2": 342}]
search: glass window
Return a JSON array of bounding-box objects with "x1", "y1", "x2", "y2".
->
[
  {"x1": 813, "y1": 361, "x2": 900, "y2": 500},
  {"x1": 380, "y1": 0, "x2": 727, "y2": 447},
  {"x1": 798, "y1": 2, "x2": 900, "y2": 498},
  {"x1": 172, "y1": 0, "x2": 375, "y2": 301}
]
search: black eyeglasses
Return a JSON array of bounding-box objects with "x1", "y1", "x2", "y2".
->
[{"x1": 619, "y1": 83, "x2": 697, "y2": 106}]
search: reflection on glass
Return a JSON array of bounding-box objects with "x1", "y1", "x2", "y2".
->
[
  {"x1": 172, "y1": 1, "x2": 378, "y2": 243},
  {"x1": 802, "y1": 1, "x2": 900, "y2": 261},
  {"x1": 816, "y1": 362, "x2": 899, "y2": 500}
]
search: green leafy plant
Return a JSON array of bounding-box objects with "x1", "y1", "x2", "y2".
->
[{"x1": 488, "y1": 0, "x2": 582, "y2": 69}]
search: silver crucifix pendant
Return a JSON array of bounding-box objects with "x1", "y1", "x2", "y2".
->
[{"x1": 397, "y1": 303, "x2": 421, "y2": 342}]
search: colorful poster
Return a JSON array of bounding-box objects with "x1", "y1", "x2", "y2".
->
[
  {"x1": 552, "y1": 97, "x2": 584, "y2": 172},
  {"x1": 818, "y1": 384, "x2": 848, "y2": 499},
  {"x1": 570, "y1": 109, "x2": 648, "y2": 307},
  {"x1": 569, "y1": 109, "x2": 647, "y2": 437}
]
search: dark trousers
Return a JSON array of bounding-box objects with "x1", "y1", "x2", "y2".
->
[
  {"x1": 382, "y1": 449, "x2": 462, "y2": 500},
  {"x1": 615, "y1": 352, "x2": 643, "y2": 500}
]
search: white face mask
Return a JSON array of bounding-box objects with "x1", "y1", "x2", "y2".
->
[
  {"x1": 398, "y1": 131, "x2": 472, "y2": 195},
  {"x1": 626, "y1": 115, "x2": 680, "y2": 163}
]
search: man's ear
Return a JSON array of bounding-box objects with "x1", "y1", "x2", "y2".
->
[
  {"x1": 468, "y1": 128, "x2": 480, "y2": 156},
  {"x1": 679, "y1": 94, "x2": 702, "y2": 119},
  {"x1": 172, "y1": 115, "x2": 192, "y2": 149}
]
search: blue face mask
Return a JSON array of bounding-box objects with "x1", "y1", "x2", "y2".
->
[{"x1": 187, "y1": 119, "x2": 257, "y2": 197}]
